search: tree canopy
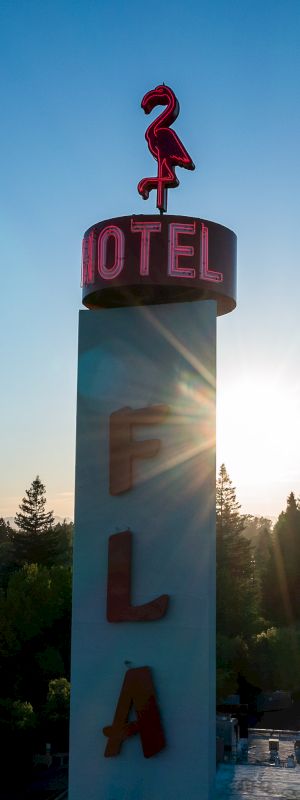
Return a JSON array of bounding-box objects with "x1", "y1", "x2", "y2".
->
[
  {"x1": 1, "y1": 468, "x2": 300, "y2": 771},
  {"x1": 261, "y1": 491, "x2": 300, "y2": 626},
  {"x1": 13, "y1": 477, "x2": 69, "y2": 568},
  {"x1": 216, "y1": 464, "x2": 259, "y2": 641},
  {"x1": 216, "y1": 474, "x2": 300, "y2": 703},
  {"x1": 14, "y1": 476, "x2": 54, "y2": 534}
]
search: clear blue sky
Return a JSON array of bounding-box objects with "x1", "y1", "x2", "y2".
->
[{"x1": 1, "y1": 0, "x2": 300, "y2": 520}]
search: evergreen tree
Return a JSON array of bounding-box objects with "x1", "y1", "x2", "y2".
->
[
  {"x1": 52, "y1": 520, "x2": 73, "y2": 566},
  {"x1": 13, "y1": 477, "x2": 60, "y2": 567},
  {"x1": 216, "y1": 465, "x2": 259, "y2": 639},
  {"x1": 216, "y1": 464, "x2": 250, "y2": 578},
  {"x1": 254, "y1": 526, "x2": 273, "y2": 608},
  {"x1": 240, "y1": 518, "x2": 274, "y2": 624},
  {"x1": 242, "y1": 515, "x2": 272, "y2": 546},
  {"x1": 0, "y1": 519, "x2": 17, "y2": 589},
  {"x1": 217, "y1": 464, "x2": 245, "y2": 539},
  {"x1": 0, "y1": 518, "x2": 12, "y2": 544},
  {"x1": 263, "y1": 492, "x2": 300, "y2": 625},
  {"x1": 14, "y1": 476, "x2": 54, "y2": 534}
]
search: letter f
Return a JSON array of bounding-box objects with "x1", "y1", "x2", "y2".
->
[{"x1": 109, "y1": 404, "x2": 169, "y2": 495}]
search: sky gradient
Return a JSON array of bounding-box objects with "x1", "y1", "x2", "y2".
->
[{"x1": 1, "y1": 0, "x2": 300, "y2": 520}]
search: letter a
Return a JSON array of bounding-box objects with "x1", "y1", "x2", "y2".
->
[
  {"x1": 107, "y1": 531, "x2": 169, "y2": 621},
  {"x1": 103, "y1": 667, "x2": 165, "y2": 757}
]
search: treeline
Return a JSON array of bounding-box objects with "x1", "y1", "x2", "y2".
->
[
  {"x1": 217, "y1": 464, "x2": 300, "y2": 704},
  {"x1": 1, "y1": 468, "x2": 300, "y2": 782},
  {"x1": 0, "y1": 476, "x2": 72, "y2": 786}
]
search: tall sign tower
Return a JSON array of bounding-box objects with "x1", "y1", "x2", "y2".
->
[{"x1": 69, "y1": 85, "x2": 236, "y2": 800}]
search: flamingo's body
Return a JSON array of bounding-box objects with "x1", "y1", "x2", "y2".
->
[{"x1": 138, "y1": 85, "x2": 195, "y2": 212}]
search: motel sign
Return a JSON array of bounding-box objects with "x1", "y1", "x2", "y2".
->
[{"x1": 69, "y1": 84, "x2": 236, "y2": 800}]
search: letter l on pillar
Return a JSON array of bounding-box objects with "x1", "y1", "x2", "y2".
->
[{"x1": 107, "y1": 531, "x2": 169, "y2": 621}]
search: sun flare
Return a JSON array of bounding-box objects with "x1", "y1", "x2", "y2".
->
[{"x1": 217, "y1": 373, "x2": 300, "y2": 511}]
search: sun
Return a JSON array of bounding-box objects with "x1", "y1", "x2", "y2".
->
[{"x1": 217, "y1": 372, "x2": 300, "y2": 511}]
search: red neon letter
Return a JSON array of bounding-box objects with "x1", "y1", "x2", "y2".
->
[
  {"x1": 131, "y1": 219, "x2": 161, "y2": 275},
  {"x1": 98, "y1": 225, "x2": 125, "y2": 280},
  {"x1": 200, "y1": 223, "x2": 223, "y2": 283},
  {"x1": 103, "y1": 667, "x2": 166, "y2": 758},
  {"x1": 107, "y1": 531, "x2": 169, "y2": 622},
  {"x1": 109, "y1": 404, "x2": 169, "y2": 495},
  {"x1": 168, "y1": 222, "x2": 196, "y2": 278},
  {"x1": 81, "y1": 231, "x2": 95, "y2": 286}
]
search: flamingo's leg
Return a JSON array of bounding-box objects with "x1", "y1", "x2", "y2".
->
[
  {"x1": 157, "y1": 158, "x2": 166, "y2": 212},
  {"x1": 138, "y1": 176, "x2": 160, "y2": 200},
  {"x1": 138, "y1": 161, "x2": 178, "y2": 211},
  {"x1": 157, "y1": 159, "x2": 178, "y2": 212}
]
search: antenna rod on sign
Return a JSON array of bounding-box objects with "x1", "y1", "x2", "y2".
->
[{"x1": 137, "y1": 83, "x2": 195, "y2": 213}]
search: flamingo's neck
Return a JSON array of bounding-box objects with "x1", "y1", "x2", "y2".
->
[
  {"x1": 147, "y1": 90, "x2": 177, "y2": 142},
  {"x1": 155, "y1": 90, "x2": 176, "y2": 131}
]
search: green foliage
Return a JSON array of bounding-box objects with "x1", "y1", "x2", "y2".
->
[
  {"x1": 0, "y1": 517, "x2": 12, "y2": 543},
  {"x1": 217, "y1": 634, "x2": 249, "y2": 701},
  {"x1": 53, "y1": 520, "x2": 73, "y2": 567},
  {"x1": 216, "y1": 465, "x2": 260, "y2": 639},
  {"x1": 11, "y1": 699, "x2": 37, "y2": 731},
  {"x1": 243, "y1": 515, "x2": 272, "y2": 546},
  {"x1": 4, "y1": 563, "x2": 71, "y2": 642},
  {"x1": 0, "y1": 518, "x2": 17, "y2": 589},
  {"x1": 246, "y1": 625, "x2": 300, "y2": 693},
  {"x1": 0, "y1": 697, "x2": 37, "y2": 787},
  {"x1": 45, "y1": 677, "x2": 70, "y2": 723},
  {"x1": 6, "y1": 564, "x2": 55, "y2": 641},
  {"x1": 217, "y1": 464, "x2": 246, "y2": 539},
  {"x1": 13, "y1": 476, "x2": 58, "y2": 568},
  {"x1": 42, "y1": 677, "x2": 70, "y2": 751},
  {"x1": 13, "y1": 477, "x2": 72, "y2": 568},
  {"x1": 217, "y1": 477, "x2": 300, "y2": 698},
  {"x1": 216, "y1": 466, "x2": 271, "y2": 698},
  {"x1": 14, "y1": 476, "x2": 54, "y2": 535},
  {"x1": 36, "y1": 646, "x2": 65, "y2": 678},
  {"x1": 262, "y1": 492, "x2": 300, "y2": 625},
  {"x1": 2, "y1": 466, "x2": 300, "y2": 756},
  {"x1": 0, "y1": 563, "x2": 71, "y2": 708},
  {"x1": 0, "y1": 477, "x2": 72, "y2": 779},
  {"x1": 0, "y1": 697, "x2": 32, "y2": 731}
]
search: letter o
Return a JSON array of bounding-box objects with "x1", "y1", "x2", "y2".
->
[{"x1": 98, "y1": 226, "x2": 125, "y2": 280}]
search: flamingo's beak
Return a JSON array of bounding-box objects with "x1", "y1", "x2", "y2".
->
[
  {"x1": 141, "y1": 86, "x2": 166, "y2": 114},
  {"x1": 141, "y1": 90, "x2": 156, "y2": 114}
]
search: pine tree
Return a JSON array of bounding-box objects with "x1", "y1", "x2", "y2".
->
[
  {"x1": 0, "y1": 518, "x2": 16, "y2": 588},
  {"x1": 15, "y1": 476, "x2": 54, "y2": 534},
  {"x1": 216, "y1": 465, "x2": 259, "y2": 638},
  {"x1": 216, "y1": 464, "x2": 245, "y2": 539},
  {"x1": 13, "y1": 477, "x2": 60, "y2": 567},
  {"x1": 263, "y1": 492, "x2": 300, "y2": 625},
  {"x1": 0, "y1": 518, "x2": 12, "y2": 544},
  {"x1": 216, "y1": 464, "x2": 249, "y2": 578}
]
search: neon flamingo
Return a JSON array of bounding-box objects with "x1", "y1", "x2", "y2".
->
[{"x1": 138, "y1": 84, "x2": 195, "y2": 213}]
